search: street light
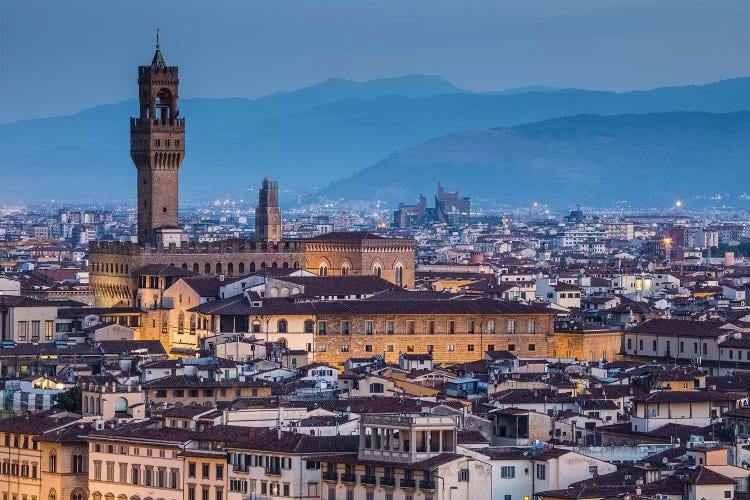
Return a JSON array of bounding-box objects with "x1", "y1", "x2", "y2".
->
[{"x1": 662, "y1": 237, "x2": 672, "y2": 265}]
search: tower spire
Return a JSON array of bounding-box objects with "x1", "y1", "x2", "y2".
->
[{"x1": 151, "y1": 28, "x2": 165, "y2": 70}]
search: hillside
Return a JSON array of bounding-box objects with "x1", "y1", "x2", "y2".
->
[
  {"x1": 324, "y1": 111, "x2": 750, "y2": 207},
  {"x1": 0, "y1": 76, "x2": 749, "y2": 201}
]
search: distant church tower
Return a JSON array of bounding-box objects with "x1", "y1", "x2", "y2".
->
[
  {"x1": 255, "y1": 178, "x2": 282, "y2": 242},
  {"x1": 130, "y1": 32, "x2": 185, "y2": 245}
]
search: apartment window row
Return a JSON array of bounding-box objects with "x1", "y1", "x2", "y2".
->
[
  {"x1": 186, "y1": 485, "x2": 224, "y2": 500},
  {"x1": 627, "y1": 337, "x2": 709, "y2": 357},
  {"x1": 316, "y1": 318, "x2": 539, "y2": 335},
  {"x1": 111, "y1": 463, "x2": 180, "y2": 488},
  {"x1": 226, "y1": 454, "x2": 293, "y2": 472},
  {"x1": 0, "y1": 462, "x2": 38, "y2": 478},
  {"x1": 154, "y1": 389, "x2": 230, "y2": 399},
  {"x1": 2, "y1": 434, "x2": 37, "y2": 450}
]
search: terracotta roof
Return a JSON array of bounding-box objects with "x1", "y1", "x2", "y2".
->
[
  {"x1": 98, "y1": 340, "x2": 167, "y2": 355},
  {"x1": 276, "y1": 275, "x2": 397, "y2": 297},
  {"x1": 681, "y1": 465, "x2": 736, "y2": 485},
  {"x1": 181, "y1": 277, "x2": 221, "y2": 297},
  {"x1": 191, "y1": 295, "x2": 554, "y2": 317},
  {"x1": 0, "y1": 414, "x2": 78, "y2": 435},
  {"x1": 143, "y1": 375, "x2": 271, "y2": 389},
  {"x1": 632, "y1": 390, "x2": 745, "y2": 404},
  {"x1": 132, "y1": 264, "x2": 198, "y2": 277},
  {"x1": 88, "y1": 421, "x2": 197, "y2": 443},
  {"x1": 629, "y1": 318, "x2": 725, "y2": 338},
  {"x1": 456, "y1": 430, "x2": 490, "y2": 445}
]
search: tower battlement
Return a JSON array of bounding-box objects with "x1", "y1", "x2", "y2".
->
[
  {"x1": 130, "y1": 117, "x2": 185, "y2": 130},
  {"x1": 89, "y1": 239, "x2": 305, "y2": 256}
]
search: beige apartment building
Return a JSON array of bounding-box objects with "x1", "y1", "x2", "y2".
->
[
  {"x1": 86, "y1": 421, "x2": 195, "y2": 500},
  {"x1": 0, "y1": 413, "x2": 85, "y2": 500}
]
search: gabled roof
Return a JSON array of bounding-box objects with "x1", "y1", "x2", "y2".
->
[
  {"x1": 181, "y1": 277, "x2": 221, "y2": 298},
  {"x1": 681, "y1": 465, "x2": 735, "y2": 485}
]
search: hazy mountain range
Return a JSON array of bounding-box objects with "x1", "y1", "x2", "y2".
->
[
  {"x1": 0, "y1": 75, "x2": 748, "y2": 204},
  {"x1": 325, "y1": 111, "x2": 750, "y2": 206}
]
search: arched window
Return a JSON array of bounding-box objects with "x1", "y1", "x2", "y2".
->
[
  {"x1": 49, "y1": 490, "x2": 56, "y2": 500},
  {"x1": 395, "y1": 263, "x2": 404, "y2": 287},
  {"x1": 177, "y1": 311, "x2": 185, "y2": 334},
  {"x1": 251, "y1": 321, "x2": 261, "y2": 334},
  {"x1": 272, "y1": 262, "x2": 278, "y2": 269},
  {"x1": 487, "y1": 320, "x2": 495, "y2": 334},
  {"x1": 238, "y1": 262, "x2": 245, "y2": 274},
  {"x1": 204, "y1": 263, "x2": 211, "y2": 274},
  {"x1": 373, "y1": 263, "x2": 382, "y2": 278},
  {"x1": 71, "y1": 491, "x2": 84, "y2": 500},
  {"x1": 227, "y1": 263, "x2": 234, "y2": 275},
  {"x1": 181, "y1": 263, "x2": 187, "y2": 270},
  {"x1": 161, "y1": 315, "x2": 168, "y2": 334},
  {"x1": 261, "y1": 262, "x2": 266, "y2": 270},
  {"x1": 49, "y1": 451, "x2": 57, "y2": 473},
  {"x1": 216, "y1": 263, "x2": 223, "y2": 275},
  {"x1": 304, "y1": 320, "x2": 314, "y2": 333},
  {"x1": 193, "y1": 263, "x2": 199, "y2": 273},
  {"x1": 282, "y1": 262, "x2": 289, "y2": 269},
  {"x1": 319, "y1": 263, "x2": 328, "y2": 277},
  {"x1": 190, "y1": 314, "x2": 197, "y2": 334},
  {"x1": 293, "y1": 262, "x2": 299, "y2": 269},
  {"x1": 341, "y1": 262, "x2": 350, "y2": 276},
  {"x1": 278, "y1": 319, "x2": 288, "y2": 333},
  {"x1": 156, "y1": 88, "x2": 173, "y2": 121},
  {"x1": 72, "y1": 455, "x2": 84, "y2": 473},
  {"x1": 250, "y1": 262, "x2": 256, "y2": 272},
  {"x1": 115, "y1": 397, "x2": 128, "y2": 413}
]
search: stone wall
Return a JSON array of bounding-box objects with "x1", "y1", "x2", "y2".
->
[{"x1": 553, "y1": 331, "x2": 624, "y2": 362}]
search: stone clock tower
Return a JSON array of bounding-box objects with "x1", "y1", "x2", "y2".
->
[{"x1": 130, "y1": 33, "x2": 185, "y2": 245}]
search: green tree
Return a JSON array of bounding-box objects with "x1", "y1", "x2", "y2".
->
[{"x1": 52, "y1": 385, "x2": 82, "y2": 413}]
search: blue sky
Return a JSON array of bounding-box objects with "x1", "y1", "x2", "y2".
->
[{"x1": 1, "y1": 0, "x2": 748, "y2": 123}]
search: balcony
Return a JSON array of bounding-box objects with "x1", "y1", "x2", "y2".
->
[
  {"x1": 380, "y1": 477, "x2": 396, "y2": 487},
  {"x1": 323, "y1": 471, "x2": 338, "y2": 482},
  {"x1": 341, "y1": 474, "x2": 357, "y2": 484},
  {"x1": 419, "y1": 480, "x2": 436, "y2": 490},
  {"x1": 264, "y1": 466, "x2": 281, "y2": 476},
  {"x1": 361, "y1": 476, "x2": 377, "y2": 485},
  {"x1": 399, "y1": 478, "x2": 416, "y2": 489}
]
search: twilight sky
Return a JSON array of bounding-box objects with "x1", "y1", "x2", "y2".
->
[{"x1": 1, "y1": 0, "x2": 748, "y2": 123}]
